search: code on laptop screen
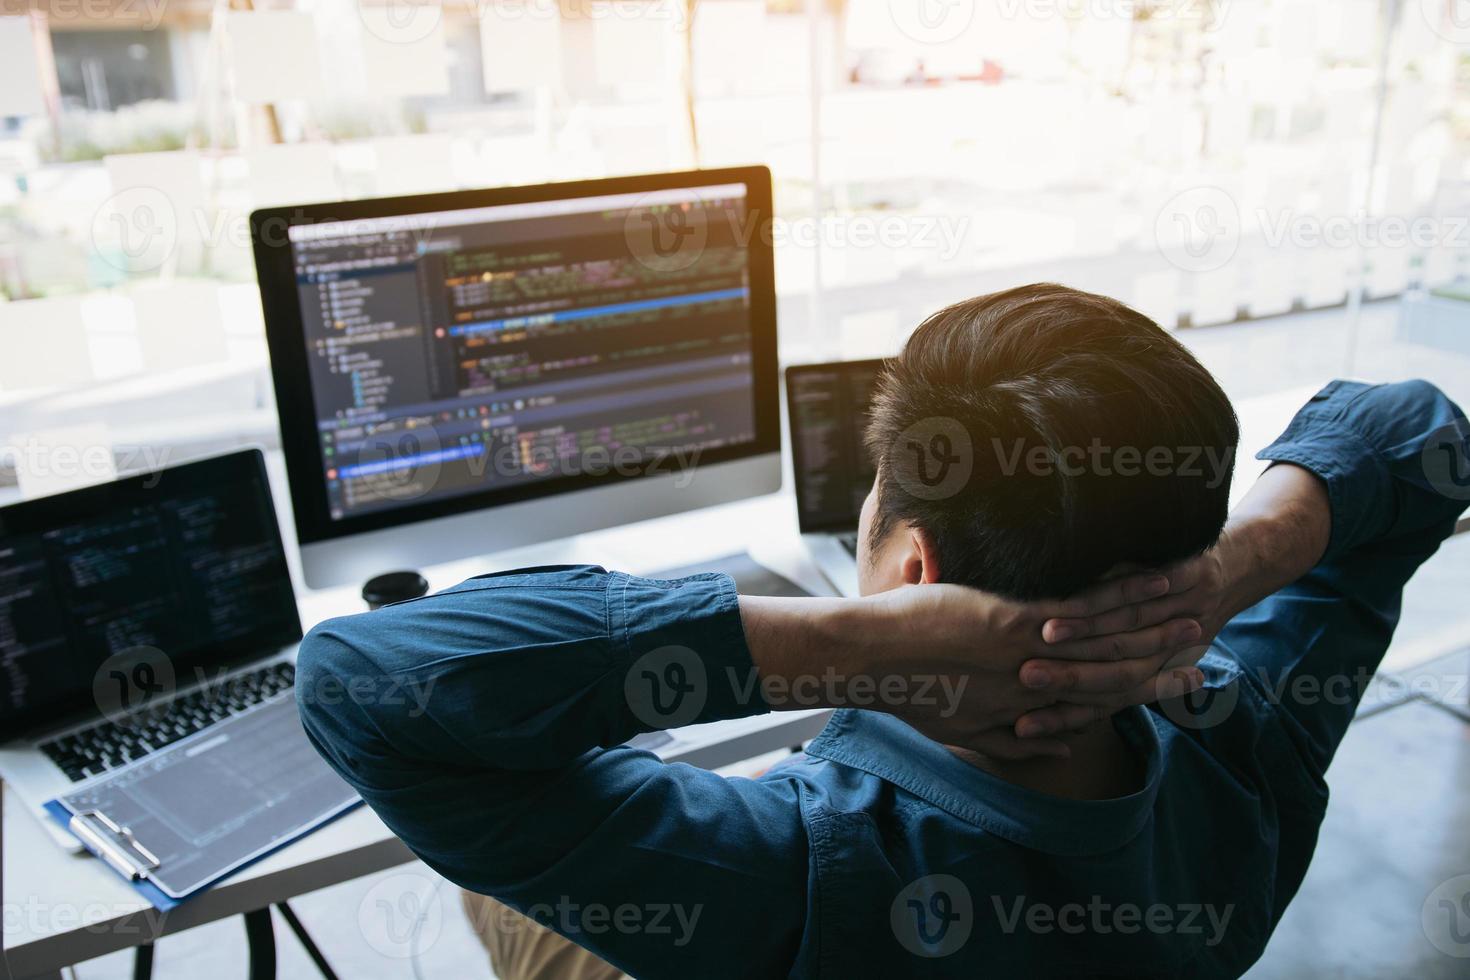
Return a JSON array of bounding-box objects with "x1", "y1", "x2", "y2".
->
[{"x1": 788, "y1": 361, "x2": 886, "y2": 532}]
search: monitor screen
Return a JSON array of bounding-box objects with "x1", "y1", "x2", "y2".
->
[
  {"x1": 786, "y1": 360, "x2": 887, "y2": 533},
  {"x1": 256, "y1": 168, "x2": 779, "y2": 546},
  {"x1": 0, "y1": 451, "x2": 300, "y2": 739}
]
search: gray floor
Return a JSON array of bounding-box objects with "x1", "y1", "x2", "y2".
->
[
  {"x1": 68, "y1": 299, "x2": 1470, "y2": 979},
  {"x1": 1244, "y1": 671, "x2": 1470, "y2": 980}
]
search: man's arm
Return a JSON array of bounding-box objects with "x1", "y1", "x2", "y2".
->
[
  {"x1": 741, "y1": 581, "x2": 1204, "y2": 755},
  {"x1": 297, "y1": 567, "x2": 811, "y2": 979},
  {"x1": 297, "y1": 563, "x2": 1202, "y2": 976}
]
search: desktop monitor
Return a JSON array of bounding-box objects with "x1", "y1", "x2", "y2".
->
[{"x1": 252, "y1": 167, "x2": 780, "y2": 589}]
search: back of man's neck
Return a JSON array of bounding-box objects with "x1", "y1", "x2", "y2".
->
[{"x1": 947, "y1": 719, "x2": 1142, "y2": 801}]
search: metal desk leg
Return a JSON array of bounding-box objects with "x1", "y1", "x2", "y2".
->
[
  {"x1": 243, "y1": 909, "x2": 276, "y2": 980},
  {"x1": 275, "y1": 902, "x2": 340, "y2": 980},
  {"x1": 133, "y1": 943, "x2": 154, "y2": 980}
]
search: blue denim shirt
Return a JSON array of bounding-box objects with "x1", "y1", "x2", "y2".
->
[{"x1": 298, "y1": 380, "x2": 1467, "y2": 979}]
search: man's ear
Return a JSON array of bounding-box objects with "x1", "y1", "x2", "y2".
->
[
  {"x1": 915, "y1": 526, "x2": 944, "y2": 584},
  {"x1": 901, "y1": 525, "x2": 944, "y2": 585}
]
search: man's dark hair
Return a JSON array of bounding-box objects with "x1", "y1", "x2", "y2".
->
[{"x1": 865, "y1": 283, "x2": 1239, "y2": 600}]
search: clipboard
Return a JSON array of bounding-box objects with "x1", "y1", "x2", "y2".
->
[
  {"x1": 45, "y1": 692, "x2": 360, "y2": 910},
  {"x1": 68, "y1": 807, "x2": 163, "y2": 879}
]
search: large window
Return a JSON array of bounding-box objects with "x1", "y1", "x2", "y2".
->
[{"x1": 1, "y1": 0, "x2": 1466, "y2": 505}]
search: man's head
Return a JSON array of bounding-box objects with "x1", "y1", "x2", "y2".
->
[{"x1": 857, "y1": 283, "x2": 1239, "y2": 600}]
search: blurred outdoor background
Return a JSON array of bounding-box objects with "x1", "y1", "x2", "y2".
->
[{"x1": 1, "y1": 0, "x2": 1467, "y2": 544}]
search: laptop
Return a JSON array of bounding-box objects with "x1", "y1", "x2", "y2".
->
[
  {"x1": 0, "y1": 449, "x2": 303, "y2": 849},
  {"x1": 785, "y1": 359, "x2": 888, "y2": 597}
]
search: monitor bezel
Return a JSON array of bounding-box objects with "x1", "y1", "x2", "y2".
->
[
  {"x1": 784, "y1": 358, "x2": 890, "y2": 535},
  {"x1": 252, "y1": 166, "x2": 780, "y2": 548},
  {"x1": 0, "y1": 448, "x2": 302, "y2": 741}
]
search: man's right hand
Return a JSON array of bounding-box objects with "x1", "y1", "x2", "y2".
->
[{"x1": 742, "y1": 569, "x2": 1206, "y2": 760}]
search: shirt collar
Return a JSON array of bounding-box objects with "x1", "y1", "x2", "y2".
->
[{"x1": 802, "y1": 706, "x2": 1163, "y2": 857}]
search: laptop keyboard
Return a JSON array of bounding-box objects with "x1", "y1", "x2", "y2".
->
[
  {"x1": 39, "y1": 661, "x2": 295, "y2": 782},
  {"x1": 837, "y1": 531, "x2": 860, "y2": 558}
]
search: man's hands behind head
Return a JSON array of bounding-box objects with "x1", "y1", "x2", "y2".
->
[
  {"x1": 1002, "y1": 554, "x2": 1229, "y2": 744},
  {"x1": 1008, "y1": 463, "x2": 1333, "y2": 741},
  {"x1": 760, "y1": 465, "x2": 1331, "y2": 759},
  {"x1": 844, "y1": 571, "x2": 1206, "y2": 760}
]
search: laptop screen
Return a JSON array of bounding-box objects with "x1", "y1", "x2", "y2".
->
[
  {"x1": 786, "y1": 359, "x2": 887, "y2": 533},
  {"x1": 0, "y1": 450, "x2": 300, "y2": 740}
]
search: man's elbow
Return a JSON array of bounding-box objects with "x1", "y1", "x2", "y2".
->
[
  {"x1": 1396, "y1": 380, "x2": 1469, "y2": 518},
  {"x1": 294, "y1": 618, "x2": 384, "y2": 765},
  {"x1": 297, "y1": 618, "x2": 360, "y2": 706},
  {"x1": 1381, "y1": 379, "x2": 1464, "y2": 431}
]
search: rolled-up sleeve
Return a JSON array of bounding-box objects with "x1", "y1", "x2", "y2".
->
[
  {"x1": 296, "y1": 565, "x2": 808, "y2": 979},
  {"x1": 1256, "y1": 378, "x2": 1468, "y2": 561}
]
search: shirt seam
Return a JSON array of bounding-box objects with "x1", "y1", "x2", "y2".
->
[
  {"x1": 804, "y1": 803, "x2": 842, "y2": 979},
  {"x1": 614, "y1": 572, "x2": 632, "y2": 662},
  {"x1": 1207, "y1": 634, "x2": 1340, "y2": 808},
  {"x1": 809, "y1": 741, "x2": 1058, "y2": 849}
]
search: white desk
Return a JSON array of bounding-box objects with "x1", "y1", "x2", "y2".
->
[{"x1": 0, "y1": 386, "x2": 1326, "y2": 979}]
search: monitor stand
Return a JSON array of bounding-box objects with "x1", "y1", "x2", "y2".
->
[{"x1": 647, "y1": 552, "x2": 813, "y2": 598}]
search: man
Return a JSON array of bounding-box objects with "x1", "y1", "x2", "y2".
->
[{"x1": 298, "y1": 284, "x2": 1467, "y2": 978}]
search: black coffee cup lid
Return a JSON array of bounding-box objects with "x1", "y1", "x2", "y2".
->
[{"x1": 362, "y1": 571, "x2": 430, "y2": 608}]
